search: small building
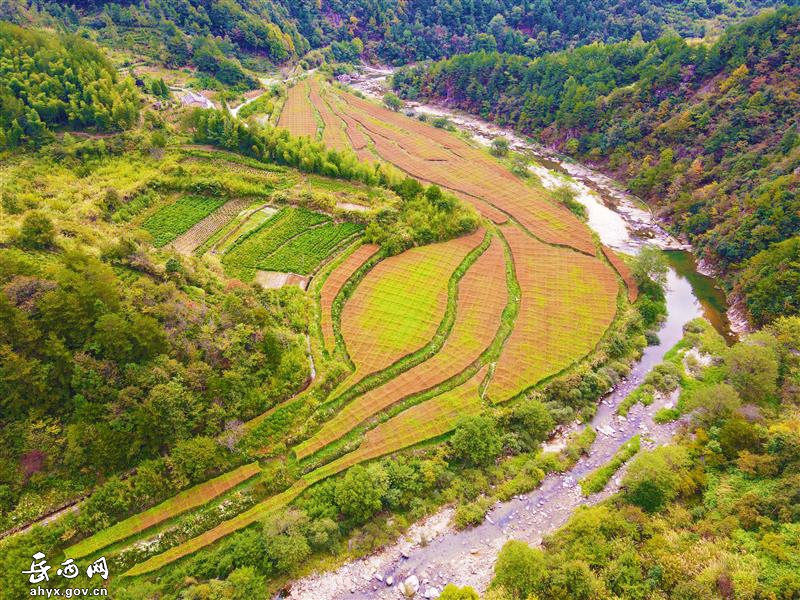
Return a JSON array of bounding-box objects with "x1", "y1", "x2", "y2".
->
[{"x1": 179, "y1": 91, "x2": 214, "y2": 110}]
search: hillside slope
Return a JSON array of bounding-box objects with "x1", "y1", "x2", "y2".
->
[
  {"x1": 394, "y1": 7, "x2": 800, "y2": 325},
  {"x1": 2, "y1": 0, "x2": 790, "y2": 67}
]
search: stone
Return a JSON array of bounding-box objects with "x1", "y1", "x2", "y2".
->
[
  {"x1": 400, "y1": 575, "x2": 420, "y2": 597},
  {"x1": 423, "y1": 586, "x2": 441, "y2": 599},
  {"x1": 386, "y1": 575, "x2": 394, "y2": 586}
]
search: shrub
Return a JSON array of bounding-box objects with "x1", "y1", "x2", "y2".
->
[{"x1": 18, "y1": 211, "x2": 56, "y2": 249}]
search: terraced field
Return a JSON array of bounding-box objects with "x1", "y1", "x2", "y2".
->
[
  {"x1": 108, "y1": 77, "x2": 638, "y2": 579},
  {"x1": 67, "y1": 463, "x2": 261, "y2": 559},
  {"x1": 297, "y1": 237, "x2": 507, "y2": 459},
  {"x1": 602, "y1": 245, "x2": 639, "y2": 302},
  {"x1": 171, "y1": 198, "x2": 252, "y2": 255},
  {"x1": 257, "y1": 220, "x2": 362, "y2": 275},
  {"x1": 142, "y1": 195, "x2": 227, "y2": 247},
  {"x1": 125, "y1": 481, "x2": 308, "y2": 577},
  {"x1": 340, "y1": 229, "x2": 484, "y2": 380},
  {"x1": 319, "y1": 243, "x2": 381, "y2": 352},
  {"x1": 487, "y1": 226, "x2": 620, "y2": 403},
  {"x1": 309, "y1": 368, "x2": 488, "y2": 481},
  {"x1": 276, "y1": 80, "x2": 317, "y2": 138},
  {"x1": 125, "y1": 371, "x2": 487, "y2": 578},
  {"x1": 314, "y1": 84, "x2": 595, "y2": 254},
  {"x1": 309, "y1": 79, "x2": 350, "y2": 152}
]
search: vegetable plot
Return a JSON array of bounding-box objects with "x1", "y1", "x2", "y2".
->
[
  {"x1": 257, "y1": 221, "x2": 362, "y2": 275},
  {"x1": 142, "y1": 195, "x2": 227, "y2": 247},
  {"x1": 222, "y1": 206, "x2": 330, "y2": 279}
]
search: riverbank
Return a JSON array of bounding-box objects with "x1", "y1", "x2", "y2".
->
[
  {"x1": 346, "y1": 67, "x2": 745, "y2": 340},
  {"x1": 286, "y1": 264, "x2": 700, "y2": 598}
]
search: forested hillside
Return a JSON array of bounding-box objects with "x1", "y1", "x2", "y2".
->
[
  {"x1": 0, "y1": 22, "x2": 138, "y2": 147},
  {"x1": 393, "y1": 7, "x2": 800, "y2": 325},
  {"x1": 2, "y1": 0, "x2": 790, "y2": 69},
  {"x1": 285, "y1": 0, "x2": 786, "y2": 63}
]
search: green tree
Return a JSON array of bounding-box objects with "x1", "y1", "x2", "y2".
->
[
  {"x1": 505, "y1": 400, "x2": 554, "y2": 449},
  {"x1": 383, "y1": 92, "x2": 403, "y2": 112},
  {"x1": 18, "y1": 211, "x2": 56, "y2": 249},
  {"x1": 335, "y1": 464, "x2": 389, "y2": 523},
  {"x1": 168, "y1": 437, "x2": 222, "y2": 487},
  {"x1": 492, "y1": 540, "x2": 546, "y2": 599},
  {"x1": 226, "y1": 566, "x2": 265, "y2": 599},
  {"x1": 450, "y1": 415, "x2": 503, "y2": 466},
  {"x1": 725, "y1": 340, "x2": 779, "y2": 403},
  {"x1": 263, "y1": 510, "x2": 312, "y2": 573},
  {"x1": 439, "y1": 584, "x2": 480, "y2": 599},
  {"x1": 631, "y1": 245, "x2": 668, "y2": 288}
]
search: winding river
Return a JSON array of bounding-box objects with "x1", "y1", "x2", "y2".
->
[{"x1": 282, "y1": 69, "x2": 738, "y2": 599}]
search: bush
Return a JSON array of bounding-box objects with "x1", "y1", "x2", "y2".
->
[
  {"x1": 622, "y1": 446, "x2": 692, "y2": 512},
  {"x1": 18, "y1": 211, "x2": 56, "y2": 250},
  {"x1": 492, "y1": 540, "x2": 546, "y2": 599},
  {"x1": 450, "y1": 416, "x2": 503, "y2": 466},
  {"x1": 453, "y1": 497, "x2": 492, "y2": 529}
]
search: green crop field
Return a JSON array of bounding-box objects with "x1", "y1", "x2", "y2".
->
[
  {"x1": 142, "y1": 195, "x2": 227, "y2": 247},
  {"x1": 221, "y1": 206, "x2": 330, "y2": 279},
  {"x1": 258, "y1": 221, "x2": 362, "y2": 275}
]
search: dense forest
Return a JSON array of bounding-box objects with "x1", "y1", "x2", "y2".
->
[
  {"x1": 393, "y1": 7, "x2": 800, "y2": 325},
  {"x1": 0, "y1": 22, "x2": 139, "y2": 147},
  {"x1": 1, "y1": 0, "x2": 792, "y2": 70},
  {"x1": 285, "y1": 0, "x2": 788, "y2": 63}
]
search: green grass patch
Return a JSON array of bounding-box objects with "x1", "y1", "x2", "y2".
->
[
  {"x1": 142, "y1": 195, "x2": 226, "y2": 247},
  {"x1": 654, "y1": 407, "x2": 681, "y2": 423},
  {"x1": 579, "y1": 435, "x2": 640, "y2": 496}
]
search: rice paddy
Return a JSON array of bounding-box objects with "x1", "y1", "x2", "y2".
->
[
  {"x1": 308, "y1": 368, "x2": 488, "y2": 482},
  {"x1": 602, "y1": 245, "x2": 639, "y2": 302},
  {"x1": 319, "y1": 243, "x2": 381, "y2": 351},
  {"x1": 276, "y1": 80, "x2": 317, "y2": 138},
  {"x1": 67, "y1": 463, "x2": 261, "y2": 560}
]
